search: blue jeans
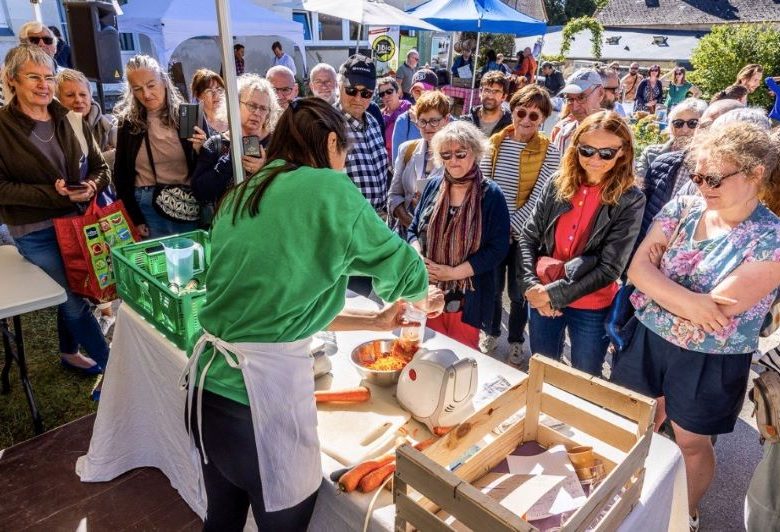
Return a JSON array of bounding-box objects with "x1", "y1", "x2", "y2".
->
[
  {"x1": 528, "y1": 306, "x2": 610, "y2": 376},
  {"x1": 14, "y1": 226, "x2": 109, "y2": 368},
  {"x1": 490, "y1": 241, "x2": 527, "y2": 343},
  {"x1": 134, "y1": 187, "x2": 199, "y2": 239}
]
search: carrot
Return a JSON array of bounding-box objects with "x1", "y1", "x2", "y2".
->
[
  {"x1": 315, "y1": 386, "x2": 371, "y2": 404},
  {"x1": 338, "y1": 454, "x2": 395, "y2": 492},
  {"x1": 433, "y1": 426, "x2": 454, "y2": 436},
  {"x1": 358, "y1": 462, "x2": 396, "y2": 492},
  {"x1": 414, "y1": 436, "x2": 438, "y2": 452}
]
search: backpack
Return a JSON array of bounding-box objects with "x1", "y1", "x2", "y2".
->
[
  {"x1": 750, "y1": 348, "x2": 780, "y2": 444},
  {"x1": 402, "y1": 139, "x2": 421, "y2": 166}
]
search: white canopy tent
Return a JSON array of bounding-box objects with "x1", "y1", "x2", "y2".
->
[{"x1": 118, "y1": 0, "x2": 307, "y2": 69}]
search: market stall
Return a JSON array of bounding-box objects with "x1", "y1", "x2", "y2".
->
[{"x1": 77, "y1": 293, "x2": 688, "y2": 531}]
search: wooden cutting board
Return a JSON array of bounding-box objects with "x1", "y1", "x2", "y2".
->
[{"x1": 317, "y1": 391, "x2": 410, "y2": 467}]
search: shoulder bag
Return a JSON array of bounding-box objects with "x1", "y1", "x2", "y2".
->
[{"x1": 145, "y1": 134, "x2": 201, "y2": 223}]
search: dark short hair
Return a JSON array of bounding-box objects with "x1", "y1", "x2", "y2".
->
[
  {"x1": 480, "y1": 71, "x2": 508, "y2": 94},
  {"x1": 376, "y1": 76, "x2": 400, "y2": 92},
  {"x1": 234, "y1": 43, "x2": 244, "y2": 51},
  {"x1": 190, "y1": 68, "x2": 225, "y2": 99},
  {"x1": 509, "y1": 83, "x2": 553, "y2": 118},
  {"x1": 711, "y1": 84, "x2": 749, "y2": 103},
  {"x1": 272, "y1": 41, "x2": 282, "y2": 51},
  {"x1": 541, "y1": 61, "x2": 553, "y2": 70}
]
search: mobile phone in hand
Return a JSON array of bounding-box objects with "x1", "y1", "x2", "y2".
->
[
  {"x1": 242, "y1": 135, "x2": 261, "y2": 158},
  {"x1": 65, "y1": 181, "x2": 89, "y2": 191},
  {"x1": 178, "y1": 103, "x2": 202, "y2": 139}
]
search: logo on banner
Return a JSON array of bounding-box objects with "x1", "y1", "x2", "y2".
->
[{"x1": 373, "y1": 35, "x2": 396, "y2": 63}]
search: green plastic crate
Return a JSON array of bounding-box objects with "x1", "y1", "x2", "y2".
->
[{"x1": 112, "y1": 230, "x2": 210, "y2": 351}]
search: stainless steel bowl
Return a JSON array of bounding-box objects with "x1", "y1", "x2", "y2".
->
[{"x1": 350, "y1": 339, "x2": 408, "y2": 387}]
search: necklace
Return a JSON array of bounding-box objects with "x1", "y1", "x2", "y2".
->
[{"x1": 32, "y1": 123, "x2": 54, "y2": 143}]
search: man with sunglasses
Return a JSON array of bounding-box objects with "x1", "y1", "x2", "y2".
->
[
  {"x1": 18, "y1": 22, "x2": 59, "y2": 71},
  {"x1": 461, "y1": 71, "x2": 512, "y2": 137},
  {"x1": 550, "y1": 68, "x2": 604, "y2": 153},
  {"x1": 597, "y1": 67, "x2": 625, "y2": 117},
  {"x1": 619, "y1": 62, "x2": 643, "y2": 112},
  {"x1": 265, "y1": 65, "x2": 298, "y2": 110}
]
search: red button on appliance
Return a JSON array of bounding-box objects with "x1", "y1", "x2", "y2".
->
[{"x1": 409, "y1": 369, "x2": 417, "y2": 381}]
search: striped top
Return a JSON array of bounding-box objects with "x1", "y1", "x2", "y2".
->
[{"x1": 480, "y1": 138, "x2": 561, "y2": 238}]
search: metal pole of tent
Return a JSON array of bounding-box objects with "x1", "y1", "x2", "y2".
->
[
  {"x1": 215, "y1": 0, "x2": 245, "y2": 184},
  {"x1": 466, "y1": 29, "x2": 481, "y2": 113},
  {"x1": 30, "y1": 0, "x2": 42, "y2": 22}
]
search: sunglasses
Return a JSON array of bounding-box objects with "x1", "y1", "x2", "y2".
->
[
  {"x1": 26, "y1": 36, "x2": 54, "y2": 45},
  {"x1": 690, "y1": 169, "x2": 742, "y2": 189},
  {"x1": 514, "y1": 108, "x2": 541, "y2": 122},
  {"x1": 671, "y1": 119, "x2": 699, "y2": 129},
  {"x1": 439, "y1": 150, "x2": 470, "y2": 161},
  {"x1": 417, "y1": 116, "x2": 444, "y2": 128},
  {"x1": 377, "y1": 88, "x2": 395, "y2": 97},
  {"x1": 344, "y1": 86, "x2": 374, "y2": 99},
  {"x1": 577, "y1": 144, "x2": 621, "y2": 161},
  {"x1": 604, "y1": 86, "x2": 619, "y2": 93}
]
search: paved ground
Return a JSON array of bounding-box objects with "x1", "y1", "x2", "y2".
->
[{"x1": 489, "y1": 303, "x2": 778, "y2": 531}]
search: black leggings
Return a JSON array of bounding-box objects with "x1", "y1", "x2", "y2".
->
[{"x1": 189, "y1": 389, "x2": 319, "y2": 531}]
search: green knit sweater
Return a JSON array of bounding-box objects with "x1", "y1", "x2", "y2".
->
[{"x1": 195, "y1": 161, "x2": 429, "y2": 405}]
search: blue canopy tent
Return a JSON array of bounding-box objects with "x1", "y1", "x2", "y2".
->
[{"x1": 408, "y1": 0, "x2": 547, "y2": 108}]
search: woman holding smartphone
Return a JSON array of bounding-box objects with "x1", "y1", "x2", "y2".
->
[
  {"x1": 192, "y1": 74, "x2": 279, "y2": 205},
  {"x1": 113, "y1": 54, "x2": 207, "y2": 239}
]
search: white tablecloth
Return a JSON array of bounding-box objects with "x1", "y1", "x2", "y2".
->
[{"x1": 77, "y1": 297, "x2": 687, "y2": 531}]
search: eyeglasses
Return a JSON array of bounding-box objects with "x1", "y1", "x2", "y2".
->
[
  {"x1": 439, "y1": 150, "x2": 470, "y2": 161},
  {"x1": 604, "y1": 86, "x2": 619, "y2": 93},
  {"x1": 480, "y1": 87, "x2": 504, "y2": 96},
  {"x1": 26, "y1": 36, "x2": 54, "y2": 45},
  {"x1": 312, "y1": 78, "x2": 335, "y2": 87},
  {"x1": 377, "y1": 88, "x2": 396, "y2": 97},
  {"x1": 514, "y1": 108, "x2": 541, "y2": 122},
  {"x1": 203, "y1": 88, "x2": 224, "y2": 97},
  {"x1": 273, "y1": 86, "x2": 294, "y2": 96},
  {"x1": 416, "y1": 116, "x2": 444, "y2": 128},
  {"x1": 240, "y1": 101, "x2": 269, "y2": 114},
  {"x1": 23, "y1": 73, "x2": 55, "y2": 84},
  {"x1": 565, "y1": 87, "x2": 595, "y2": 103},
  {"x1": 344, "y1": 86, "x2": 374, "y2": 99},
  {"x1": 690, "y1": 169, "x2": 742, "y2": 189},
  {"x1": 577, "y1": 144, "x2": 621, "y2": 160},
  {"x1": 671, "y1": 119, "x2": 699, "y2": 129},
  {"x1": 629, "y1": 68, "x2": 638, "y2": 72}
]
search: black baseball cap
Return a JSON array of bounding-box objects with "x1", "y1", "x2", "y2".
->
[{"x1": 340, "y1": 54, "x2": 377, "y2": 90}]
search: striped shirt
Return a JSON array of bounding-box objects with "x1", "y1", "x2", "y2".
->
[{"x1": 480, "y1": 138, "x2": 561, "y2": 238}]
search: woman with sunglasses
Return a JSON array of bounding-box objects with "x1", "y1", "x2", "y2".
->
[
  {"x1": 378, "y1": 76, "x2": 412, "y2": 160},
  {"x1": 664, "y1": 67, "x2": 700, "y2": 110},
  {"x1": 634, "y1": 65, "x2": 664, "y2": 114},
  {"x1": 388, "y1": 91, "x2": 449, "y2": 237},
  {"x1": 612, "y1": 122, "x2": 780, "y2": 531},
  {"x1": 190, "y1": 69, "x2": 228, "y2": 137},
  {"x1": 518, "y1": 111, "x2": 644, "y2": 375},
  {"x1": 636, "y1": 98, "x2": 707, "y2": 179},
  {"x1": 191, "y1": 74, "x2": 279, "y2": 206},
  {"x1": 408, "y1": 121, "x2": 510, "y2": 349},
  {"x1": 479, "y1": 84, "x2": 560, "y2": 363}
]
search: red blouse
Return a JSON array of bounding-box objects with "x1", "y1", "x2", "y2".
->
[{"x1": 552, "y1": 183, "x2": 617, "y2": 310}]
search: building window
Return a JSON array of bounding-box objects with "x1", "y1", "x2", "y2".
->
[
  {"x1": 292, "y1": 11, "x2": 312, "y2": 41},
  {"x1": 119, "y1": 32, "x2": 136, "y2": 51},
  {"x1": 349, "y1": 21, "x2": 368, "y2": 42},
  {"x1": 318, "y1": 13, "x2": 343, "y2": 41}
]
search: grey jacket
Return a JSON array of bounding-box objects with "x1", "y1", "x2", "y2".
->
[{"x1": 388, "y1": 139, "x2": 444, "y2": 215}]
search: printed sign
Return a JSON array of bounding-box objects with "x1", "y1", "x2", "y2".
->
[{"x1": 369, "y1": 26, "x2": 400, "y2": 76}]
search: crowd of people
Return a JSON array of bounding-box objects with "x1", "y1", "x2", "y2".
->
[{"x1": 1, "y1": 23, "x2": 780, "y2": 531}]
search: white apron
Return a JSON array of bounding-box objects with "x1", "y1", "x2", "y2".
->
[{"x1": 180, "y1": 330, "x2": 322, "y2": 512}]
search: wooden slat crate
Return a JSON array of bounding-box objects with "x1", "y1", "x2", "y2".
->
[{"x1": 394, "y1": 355, "x2": 657, "y2": 532}]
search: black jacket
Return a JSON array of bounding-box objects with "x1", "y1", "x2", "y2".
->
[
  {"x1": 517, "y1": 178, "x2": 645, "y2": 310},
  {"x1": 543, "y1": 70, "x2": 565, "y2": 96},
  {"x1": 639, "y1": 149, "x2": 687, "y2": 243},
  {"x1": 460, "y1": 106, "x2": 513, "y2": 137},
  {"x1": 113, "y1": 119, "x2": 197, "y2": 225}
]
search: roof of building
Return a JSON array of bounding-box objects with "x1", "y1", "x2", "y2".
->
[
  {"x1": 505, "y1": 0, "x2": 547, "y2": 23},
  {"x1": 596, "y1": 0, "x2": 780, "y2": 27},
  {"x1": 516, "y1": 26, "x2": 703, "y2": 62}
]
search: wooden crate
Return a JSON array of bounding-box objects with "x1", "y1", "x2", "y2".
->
[{"x1": 394, "y1": 355, "x2": 656, "y2": 532}]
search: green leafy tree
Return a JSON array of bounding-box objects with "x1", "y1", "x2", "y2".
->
[
  {"x1": 460, "y1": 32, "x2": 516, "y2": 71},
  {"x1": 543, "y1": 0, "x2": 604, "y2": 25},
  {"x1": 688, "y1": 24, "x2": 780, "y2": 109}
]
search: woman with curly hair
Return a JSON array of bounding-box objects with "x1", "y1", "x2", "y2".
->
[{"x1": 518, "y1": 111, "x2": 645, "y2": 375}]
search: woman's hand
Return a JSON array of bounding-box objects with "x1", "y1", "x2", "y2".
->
[
  {"x1": 686, "y1": 293, "x2": 732, "y2": 333},
  {"x1": 525, "y1": 283, "x2": 551, "y2": 309},
  {"x1": 136, "y1": 224, "x2": 150, "y2": 238},
  {"x1": 241, "y1": 146, "x2": 266, "y2": 176},
  {"x1": 412, "y1": 285, "x2": 445, "y2": 318},
  {"x1": 54, "y1": 179, "x2": 95, "y2": 203},
  {"x1": 648, "y1": 243, "x2": 666, "y2": 268},
  {"x1": 189, "y1": 126, "x2": 208, "y2": 154},
  {"x1": 425, "y1": 258, "x2": 454, "y2": 283}
]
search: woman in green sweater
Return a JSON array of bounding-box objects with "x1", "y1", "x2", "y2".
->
[{"x1": 181, "y1": 98, "x2": 437, "y2": 531}]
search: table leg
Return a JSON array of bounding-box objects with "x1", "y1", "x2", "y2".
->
[{"x1": 0, "y1": 316, "x2": 44, "y2": 434}]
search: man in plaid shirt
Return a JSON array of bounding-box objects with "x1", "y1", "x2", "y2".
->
[{"x1": 336, "y1": 55, "x2": 389, "y2": 216}]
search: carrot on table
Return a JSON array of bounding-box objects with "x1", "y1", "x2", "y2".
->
[
  {"x1": 315, "y1": 386, "x2": 371, "y2": 404},
  {"x1": 433, "y1": 426, "x2": 454, "y2": 436},
  {"x1": 338, "y1": 454, "x2": 395, "y2": 493},
  {"x1": 358, "y1": 462, "x2": 396, "y2": 492},
  {"x1": 413, "y1": 436, "x2": 438, "y2": 452}
]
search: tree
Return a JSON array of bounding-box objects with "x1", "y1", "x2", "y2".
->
[
  {"x1": 688, "y1": 24, "x2": 780, "y2": 109},
  {"x1": 543, "y1": 0, "x2": 606, "y2": 25},
  {"x1": 460, "y1": 32, "x2": 516, "y2": 71}
]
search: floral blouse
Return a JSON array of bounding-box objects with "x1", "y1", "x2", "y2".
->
[{"x1": 631, "y1": 196, "x2": 780, "y2": 354}]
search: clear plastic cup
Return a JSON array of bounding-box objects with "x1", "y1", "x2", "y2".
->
[{"x1": 400, "y1": 304, "x2": 426, "y2": 346}]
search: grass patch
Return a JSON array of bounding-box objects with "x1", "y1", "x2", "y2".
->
[{"x1": 1, "y1": 308, "x2": 98, "y2": 448}]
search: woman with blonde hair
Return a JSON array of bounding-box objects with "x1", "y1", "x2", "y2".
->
[
  {"x1": 612, "y1": 122, "x2": 780, "y2": 530},
  {"x1": 736, "y1": 63, "x2": 764, "y2": 94},
  {"x1": 388, "y1": 90, "x2": 449, "y2": 235},
  {"x1": 518, "y1": 111, "x2": 645, "y2": 375},
  {"x1": 408, "y1": 121, "x2": 510, "y2": 349}
]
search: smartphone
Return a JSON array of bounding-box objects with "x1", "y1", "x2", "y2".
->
[
  {"x1": 178, "y1": 103, "x2": 202, "y2": 139},
  {"x1": 242, "y1": 135, "x2": 261, "y2": 158},
  {"x1": 65, "y1": 181, "x2": 89, "y2": 191}
]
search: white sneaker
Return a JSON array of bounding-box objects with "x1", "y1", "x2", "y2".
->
[
  {"x1": 689, "y1": 510, "x2": 700, "y2": 532},
  {"x1": 478, "y1": 332, "x2": 499, "y2": 355},
  {"x1": 507, "y1": 342, "x2": 525, "y2": 366},
  {"x1": 98, "y1": 315, "x2": 116, "y2": 336}
]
